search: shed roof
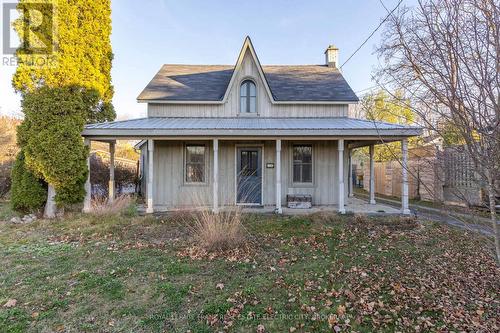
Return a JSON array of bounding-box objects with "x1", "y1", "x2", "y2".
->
[{"x1": 83, "y1": 117, "x2": 421, "y2": 138}]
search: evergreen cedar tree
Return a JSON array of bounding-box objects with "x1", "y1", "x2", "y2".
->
[
  {"x1": 17, "y1": 86, "x2": 109, "y2": 205},
  {"x1": 11, "y1": 151, "x2": 47, "y2": 212},
  {"x1": 11, "y1": 0, "x2": 115, "y2": 210}
]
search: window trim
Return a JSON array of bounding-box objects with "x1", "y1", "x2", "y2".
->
[
  {"x1": 183, "y1": 142, "x2": 209, "y2": 185},
  {"x1": 239, "y1": 78, "x2": 258, "y2": 115},
  {"x1": 291, "y1": 143, "x2": 314, "y2": 186}
]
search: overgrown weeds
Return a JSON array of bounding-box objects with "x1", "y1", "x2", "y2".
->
[
  {"x1": 89, "y1": 195, "x2": 135, "y2": 216},
  {"x1": 187, "y1": 209, "x2": 248, "y2": 252}
]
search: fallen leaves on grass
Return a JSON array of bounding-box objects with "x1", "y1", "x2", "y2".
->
[
  {"x1": 3, "y1": 299, "x2": 17, "y2": 307},
  {"x1": 177, "y1": 244, "x2": 255, "y2": 262}
]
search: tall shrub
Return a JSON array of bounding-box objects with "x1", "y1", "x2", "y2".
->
[
  {"x1": 11, "y1": 0, "x2": 115, "y2": 214},
  {"x1": 17, "y1": 86, "x2": 105, "y2": 205},
  {"x1": 10, "y1": 151, "x2": 47, "y2": 212}
]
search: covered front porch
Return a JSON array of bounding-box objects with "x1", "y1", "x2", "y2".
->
[
  {"x1": 81, "y1": 117, "x2": 421, "y2": 215},
  {"x1": 136, "y1": 196, "x2": 400, "y2": 215}
]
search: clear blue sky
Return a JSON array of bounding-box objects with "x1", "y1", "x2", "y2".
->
[{"x1": 0, "y1": 0, "x2": 403, "y2": 119}]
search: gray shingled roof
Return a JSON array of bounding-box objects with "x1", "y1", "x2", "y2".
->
[
  {"x1": 83, "y1": 117, "x2": 421, "y2": 137},
  {"x1": 137, "y1": 65, "x2": 359, "y2": 102}
]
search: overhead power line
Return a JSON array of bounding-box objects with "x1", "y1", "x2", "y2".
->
[{"x1": 340, "y1": 0, "x2": 403, "y2": 69}]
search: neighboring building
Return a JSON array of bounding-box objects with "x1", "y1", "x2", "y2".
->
[{"x1": 82, "y1": 37, "x2": 421, "y2": 214}]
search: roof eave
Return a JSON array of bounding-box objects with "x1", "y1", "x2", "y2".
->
[
  {"x1": 137, "y1": 99, "x2": 359, "y2": 105},
  {"x1": 83, "y1": 128, "x2": 422, "y2": 138}
]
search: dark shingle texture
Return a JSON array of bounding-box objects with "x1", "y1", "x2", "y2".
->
[{"x1": 137, "y1": 65, "x2": 359, "y2": 102}]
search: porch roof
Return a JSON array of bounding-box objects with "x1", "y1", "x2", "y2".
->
[{"x1": 82, "y1": 117, "x2": 422, "y2": 138}]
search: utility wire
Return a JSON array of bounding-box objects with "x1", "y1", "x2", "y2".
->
[{"x1": 340, "y1": 0, "x2": 403, "y2": 69}]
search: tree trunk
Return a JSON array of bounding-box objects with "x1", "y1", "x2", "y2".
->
[
  {"x1": 486, "y1": 180, "x2": 500, "y2": 264},
  {"x1": 44, "y1": 184, "x2": 57, "y2": 219}
]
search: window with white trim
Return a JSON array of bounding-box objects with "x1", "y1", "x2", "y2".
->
[
  {"x1": 293, "y1": 145, "x2": 313, "y2": 183},
  {"x1": 240, "y1": 80, "x2": 256, "y2": 113},
  {"x1": 185, "y1": 144, "x2": 206, "y2": 183}
]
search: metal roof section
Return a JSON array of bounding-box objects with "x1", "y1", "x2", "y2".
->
[{"x1": 83, "y1": 117, "x2": 422, "y2": 138}]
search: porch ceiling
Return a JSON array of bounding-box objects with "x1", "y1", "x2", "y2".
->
[{"x1": 82, "y1": 117, "x2": 422, "y2": 139}]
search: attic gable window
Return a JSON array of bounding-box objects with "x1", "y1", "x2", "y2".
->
[{"x1": 240, "y1": 80, "x2": 256, "y2": 113}]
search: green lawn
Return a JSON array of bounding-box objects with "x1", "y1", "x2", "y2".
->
[{"x1": 0, "y1": 203, "x2": 498, "y2": 332}]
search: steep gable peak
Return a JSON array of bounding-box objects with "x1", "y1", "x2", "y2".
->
[{"x1": 222, "y1": 37, "x2": 274, "y2": 102}]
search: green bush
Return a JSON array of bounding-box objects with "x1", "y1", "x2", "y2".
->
[
  {"x1": 10, "y1": 151, "x2": 47, "y2": 212},
  {"x1": 17, "y1": 86, "x2": 95, "y2": 206}
]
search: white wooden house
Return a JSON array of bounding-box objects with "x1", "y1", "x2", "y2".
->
[{"x1": 82, "y1": 37, "x2": 421, "y2": 214}]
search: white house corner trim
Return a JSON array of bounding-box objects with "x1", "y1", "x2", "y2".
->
[
  {"x1": 401, "y1": 139, "x2": 411, "y2": 215},
  {"x1": 108, "y1": 141, "x2": 116, "y2": 203},
  {"x1": 212, "y1": 139, "x2": 219, "y2": 213},
  {"x1": 276, "y1": 139, "x2": 282, "y2": 214},
  {"x1": 369, "y1": 144, "x2": 376, "y2": 205},
  {"x1": 338, "y1": 139, "x2": 346, "y2": 214},
  {"x1": 146, "y1": 139, "x2": 154, "y2": 214}
]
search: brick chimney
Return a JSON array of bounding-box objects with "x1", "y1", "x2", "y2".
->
[{"x1": 325, "y1": 44, "x2": 339, "y2": 68}]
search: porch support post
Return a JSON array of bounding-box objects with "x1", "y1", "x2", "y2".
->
[
  {"x1": 369, "y1": 144, "x2": 376, "y2": 204},
  {"x1": 83, "y1": 138, "x2": 92, "y2": 213},
  {"x1": 146, "y1": 139, "x2": 154, "y2": 214},
  {"x1": 276, "y1": 139, "x2": 282, "y2": 214},
  {"x1": 348, "y1": 148, "x2": 354, "y2": 197},
  {"x1": 213, "y1": 139, "x2": 219, "y2": 213},
  {"x1": 401, "y1": 139, "x2": 411, "y2": 215},
  {"x1": 338, "y1": 139, "x2": 346, "y2": 214},
  {"x1": 109, "y1": 141, "x2": 115, "y2": 203}
]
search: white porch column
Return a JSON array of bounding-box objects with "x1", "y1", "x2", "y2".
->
[
  {"x1": 276, "y1": 139, "x2": 282, "y2": 214},
  {"x1": 83, "y1": 138, "x2": 92, "y2": 213},
  {"x1": 338, "y1": 139, "x2": 346, "y2": 214},
  {"x1": 401, "y1": 139, "x2": 411, "y2": 215},
  {"x1": 109, "y1": 141, "x2": 115, "y2": 203},
  {"x1": 146, "y1": 139, "x2": 154, "y2": 214},
  {"x1": 369, "y1": 144, "x2": 376, "y2": 204},
  {"x1": 348, "y1": 149, "x2": 354, "y2": 197},
  {"x1": 212, "y1": 139, "x2": 219, "y2": 213}
]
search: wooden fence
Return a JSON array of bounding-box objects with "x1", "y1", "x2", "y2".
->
[{"x1": 361, "y1": 146, "x2": 481, "y2": 204}]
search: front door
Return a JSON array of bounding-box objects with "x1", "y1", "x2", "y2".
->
[{"x1": 237, "y1": 147, "x2": 262, "y2": 205}]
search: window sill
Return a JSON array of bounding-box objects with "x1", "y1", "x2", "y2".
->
[
  {"x1": 290, "y1": 182, "x2": 315, "y2": 188},
  {"x1": 238, "y1": 113, "x2": 259, "y2": 117},
  {"x1": 182, "y1": 182, "x2": 209, "y2": 187}
]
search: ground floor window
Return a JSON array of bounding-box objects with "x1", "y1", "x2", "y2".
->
[
  {"x1": 293, "y1": 144, "x2": 313, "y2": 183},
  {"x1": 185, "y1": 144, "x2": 206, "y2": 183}
]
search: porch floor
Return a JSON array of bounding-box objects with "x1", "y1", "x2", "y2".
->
[
  {"x1": 239, "y1": 197, "x2": 400, "y2": 215},
  {"x1": 140, "y1": 197, "x2": 401, "y2": 215}
]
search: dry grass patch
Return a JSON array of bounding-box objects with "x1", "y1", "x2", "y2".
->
[
  {"x1": 89, "y1": 195, "x2": 134, "y2": 216},
  {"x1": 187, "y1": 209, "x2": 248, "y2": 252}
]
